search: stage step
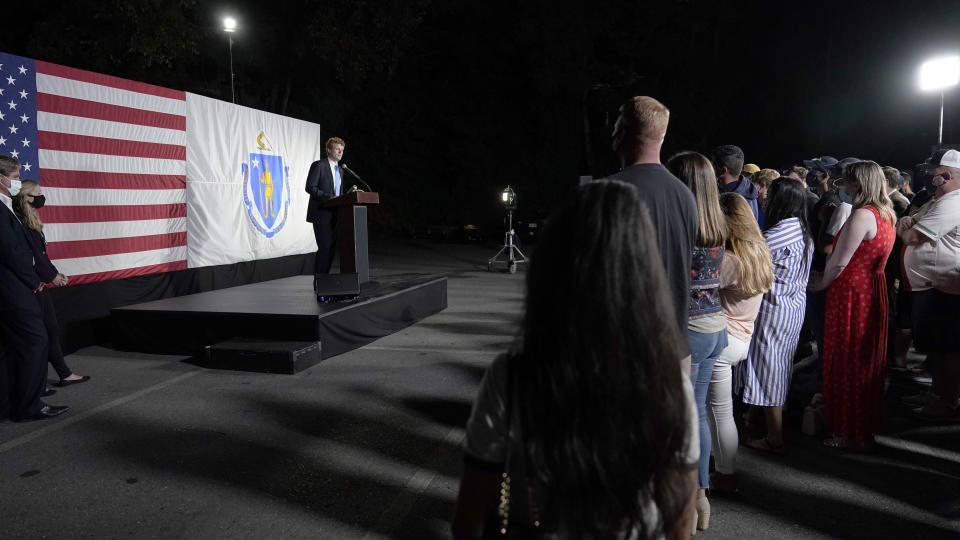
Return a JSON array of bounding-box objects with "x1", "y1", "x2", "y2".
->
[
  {"x1": 112, "y1": 273, "x2": 448, "y2": 359},
  {"x1": 203, "y1": 339, "x2": 322, "y2": 374}
]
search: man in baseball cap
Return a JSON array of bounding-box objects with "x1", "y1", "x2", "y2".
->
[
  {"x1": 822, "y1": 158, "x2": 863, "y2": 237},
  {"x1": 803, "y1": 155, "x2": 844, "y2": 394},
  {"x1": 803, "y1": 156, "x2": 839, "y2": 183},
  {"x1": 898, "y1": 148, "x2": 960, "y2": 421}
]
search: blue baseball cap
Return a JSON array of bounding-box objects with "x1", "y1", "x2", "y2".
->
[{"x1": 802, "y1": 156, "x2": 839, "y2": 174}]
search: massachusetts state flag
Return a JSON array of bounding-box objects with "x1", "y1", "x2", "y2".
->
[{"x1": 0, "y1": 51, "x2": 187, "y2": 285}]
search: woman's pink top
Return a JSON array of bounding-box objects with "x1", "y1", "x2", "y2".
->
[{"x1": 719, "y1": 251, "x2": 764, "y2": 342}]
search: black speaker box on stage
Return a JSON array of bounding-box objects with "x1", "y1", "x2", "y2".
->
[{"x1": 314, "y1": 272, "x2": 361, "y2": 302}]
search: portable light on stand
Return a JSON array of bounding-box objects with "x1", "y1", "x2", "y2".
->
[{"x1": 487, "y1": 186, "x2": 527, "y2": 274}]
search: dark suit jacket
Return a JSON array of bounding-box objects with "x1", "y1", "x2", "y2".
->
[
  {"x1": 0, "y1": 202, "x2": 46, "y2": 421},
  {"x1": 0, "y1": 203, "x2": 41, "y2": 293},
  {"x1": 305, "y1": 158, "x2": 338, "y2": 223},
  {"x1": 23, "y1": 227, "x2": 59, "y2": 283},
  {"x1": 890, "y1": 190, "x2": 910, "y2": 219}
]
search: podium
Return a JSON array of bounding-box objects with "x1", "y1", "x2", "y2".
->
[{"x1": 327, "y1": 191, "x2": 379, "y2": 284}]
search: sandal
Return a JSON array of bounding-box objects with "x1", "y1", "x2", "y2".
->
[
  {"x1": 823, "y1": 436, "x2": 874, "y2": 452},
  {"x1": 746, "y1": 437, "x2": 785, "y2": 454},
  {"x1": 822, "y1": 436, "x2": 850, "y2": 449}
]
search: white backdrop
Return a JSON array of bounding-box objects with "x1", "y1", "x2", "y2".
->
[{"x1": 185, "y1": 93, "x2": 321, "y2": 268}]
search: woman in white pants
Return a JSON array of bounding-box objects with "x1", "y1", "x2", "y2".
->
[{"x1": 707, "y1": 193, "x2": 773, "y2": 492}]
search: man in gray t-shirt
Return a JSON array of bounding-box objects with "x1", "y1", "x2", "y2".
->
[{"x1": 606, "y1": 96, "x2": 699, "y2": 358}]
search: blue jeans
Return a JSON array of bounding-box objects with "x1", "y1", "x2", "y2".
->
[{"x1": 688, "y1": 328, "x2": 728, "y2": 489}]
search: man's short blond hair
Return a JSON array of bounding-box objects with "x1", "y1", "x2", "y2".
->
[
  {"x1": 619, "y1": 96, "x2": 670, "y2": 141},
  {"x1": 753, "y1": 168, "x2": 780, "y2": 188},
  {"x1": 326, "y1": 137, "x2": 345, "y2": 149}
]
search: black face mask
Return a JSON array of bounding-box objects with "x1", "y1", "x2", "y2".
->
[{"x1": 29, "y1": 194, "x2": 46, "y2": 209}]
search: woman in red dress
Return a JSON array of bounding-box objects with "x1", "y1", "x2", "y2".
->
[{"x1": 809, "y1": 161, "x2": 896, "y2": 449}]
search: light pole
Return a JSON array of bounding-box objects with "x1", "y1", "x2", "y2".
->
[
  {"x1": 919, "y1": 55, "x2": 960, "y2": 145},
  {"x1": 223, "y1": 17, "x2": 237, "y2": 103}
]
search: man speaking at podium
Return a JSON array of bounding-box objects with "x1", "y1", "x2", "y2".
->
[{"x1": 305, "y1": 137, "x2": 345, "y2": 274}]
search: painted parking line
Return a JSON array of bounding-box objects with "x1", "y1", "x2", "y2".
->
[
  {"x1": 362, "y1": 345, "x2": 502, "y2": 355},
  {"x1": 0, "y1": 370, "x2": 201, "y2": 455}
]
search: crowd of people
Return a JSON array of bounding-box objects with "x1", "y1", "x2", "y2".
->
[
  {"x1": 453, "y1": 96, "x2": 960, "y2": 539},
  {"x1": 0, "y1": 155, "x2": 89, "y2": 423},
  {"x1": 1, "y1": 89, "x2": 955, "y2": 536}
]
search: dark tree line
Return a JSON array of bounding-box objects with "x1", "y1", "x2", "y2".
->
[{"x1": 7, "y1": 0, "x2": 960, "y2": 234}]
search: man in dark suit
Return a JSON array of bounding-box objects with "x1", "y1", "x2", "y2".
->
[
  {"x1": 304, "y1": 137, "x2": 345, "y2": 274},
  {"x1": 0, "y1": 155, "x2": 68, "y2": 421}
]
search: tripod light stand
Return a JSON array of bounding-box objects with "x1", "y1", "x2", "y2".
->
[{"x1": 487, "y1": 186, "x2": 527, "y2": 274}]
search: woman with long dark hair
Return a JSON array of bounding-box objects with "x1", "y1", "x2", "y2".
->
[
  {"x1": 666, "y1": 151, "x2": 727, "y2": 531},
  {"x1": 742, "y1": 178, "x2": 813, "y2": 453},
  {"x1": 452, "y1": 180, "x2": 696, "y2": 539}
]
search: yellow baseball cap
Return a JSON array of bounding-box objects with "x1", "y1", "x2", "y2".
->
[{"x1": 742, "y1": 163, "x2": 760, "y2": 174}]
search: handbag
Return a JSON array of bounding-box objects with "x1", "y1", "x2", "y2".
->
[{"x1": 485, "y1": 358, "x2": 555, "y2": 539}]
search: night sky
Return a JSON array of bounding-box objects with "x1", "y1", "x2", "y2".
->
[{"x1": 6, "y1": 0, "x2": 960, "y2": 232}]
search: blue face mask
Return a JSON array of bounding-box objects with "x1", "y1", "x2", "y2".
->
[{"x1": 839, "y1": 190, "x2": 853, "y2": 204}]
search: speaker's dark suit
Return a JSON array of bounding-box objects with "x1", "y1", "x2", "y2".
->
[
  {"x1": 305, "y1": 159, "x2": 340, "y2": 273},
  {"x1": 0, "y1": 201, "x2": 47, "y2": 421}
]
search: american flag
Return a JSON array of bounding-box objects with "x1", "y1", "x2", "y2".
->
[{"x1": 0, "y1": 51, "x2": 187, "y2": 285}]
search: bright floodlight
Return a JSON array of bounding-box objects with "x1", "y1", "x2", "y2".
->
[
  {"x1": 919, "y1": 56, "x2": 960, "y2": 91},
  {"x1": 223, "y1": 17, "x2": 237, "y2": 32},
  {"x1": 500, "y1": 186, "x2": 516, "y2": 210}
]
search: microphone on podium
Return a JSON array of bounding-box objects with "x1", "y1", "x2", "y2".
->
[{"x1": 340, "y1": 163, "x2": 373, "y2": 193}]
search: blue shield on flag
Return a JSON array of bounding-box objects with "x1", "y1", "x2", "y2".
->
[{"x1": 248, "y1": 153, "x2": 285, "y2": 229}]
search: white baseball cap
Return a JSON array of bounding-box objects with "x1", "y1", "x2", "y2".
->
[{"x1": 924, "y1": 148, "x2": 960, "y2": 169}]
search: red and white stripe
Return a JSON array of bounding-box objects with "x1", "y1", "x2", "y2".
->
[{"x1": 34, "y1": 61, "x2": 187, "y2": 285}]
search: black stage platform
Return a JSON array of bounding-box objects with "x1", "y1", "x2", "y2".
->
[{"x1": 111, "y1": 273, "x2": 447, "y2": 365}]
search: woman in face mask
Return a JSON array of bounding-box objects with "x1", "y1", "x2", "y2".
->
[
  {"x1": 12, "y1": 180, "x2": 89, "y2": 388},
  {"x1": 809, "y1": 161, "x2": 896, "y2": 449},
  {"x1": 822, "y1": 174, "x2": 856, "y2": 254}
]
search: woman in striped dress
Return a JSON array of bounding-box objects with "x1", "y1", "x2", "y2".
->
[{"x1": 743, "y1": 178, "x2": 813, "y2": 453}]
